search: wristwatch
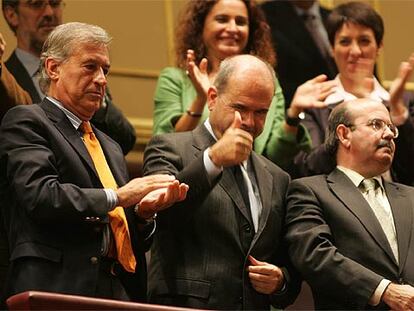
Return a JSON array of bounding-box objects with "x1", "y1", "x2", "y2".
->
[
  {"x1": 134, "y1": 203, "x2": 157, "y2": 224},
  {"x1": 285, "y1": 111, "x2": 305, "y2": 127}
]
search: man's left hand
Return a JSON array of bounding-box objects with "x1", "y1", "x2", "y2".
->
[
  {"x1": 247, "y1": 255, "x2": 285, "y2": 295},
  {"x1": 137, "y1": 180, "x2": 189, "y2": 218}
]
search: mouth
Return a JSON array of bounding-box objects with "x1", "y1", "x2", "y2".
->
[
  {"x1": 86, "y1": 91, "x2": 104, "y2": 101},
  {"x1": 219, "y1": 37, "x2": 239, "y2": 45},
  {"x1": 377, "y1": 141, "x2": 394, "y2": 153}
]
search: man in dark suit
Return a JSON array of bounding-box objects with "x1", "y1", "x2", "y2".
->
[
  {"x1": 1, "y1": 0, "x2": 135, "y2": 155},
  {"x1": 261, "y1": 0, "x2": 337, "y2": 106},
  {"x1": 144, "y1": 55, "x2": 300, "y2": 310},
  {"x1": 286, "y1": 99, "x2": 414, "y2": 310},
  {"x1": 0, "y1": 22, "x2": 188, "y2": 303}
]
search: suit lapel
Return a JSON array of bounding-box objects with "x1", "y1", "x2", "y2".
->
[
  {"x1": 191, "y1": 125, "x2": 254, "y2": 249},
  {"x1": 385, "y1": 182, "x2": 412, "y2": 272},
  {"x1": 249, "y1": 153, "x2": 273, "y2": 247},
  {"x1": 328, "y1": 169, "x2": 397, "y2": 264},
  {"x1": 40, "y1": 99, "x2": 99, "y2": 179}
]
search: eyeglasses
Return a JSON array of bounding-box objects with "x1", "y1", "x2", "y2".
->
[
  {"x1": 22, "y1": 0, "x2": 65, "y2": 11},
  {"x1": 347, "y1": 118, "x2": 399, "y2": 138}
]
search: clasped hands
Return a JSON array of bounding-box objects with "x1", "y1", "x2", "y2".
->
[{"x1": 116, "y1": 174, "x2": 189, "y2": 220}]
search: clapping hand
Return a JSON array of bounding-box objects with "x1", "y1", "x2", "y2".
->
[
  {"x1": 288, "y1": 74, "x2": 337, "y2": 119},
  {"x1": 137, "y1": 180, "x2": 189, "y2": 219},
  {"x1": 388, "y1": 53, "x2": 414, "y2": 121},
  {"x1": 186, "y1": 49, "x2": 210, "y2": 101},
  {"x1": 0, "y1": 33, "x2": 6, "y2": 61}
]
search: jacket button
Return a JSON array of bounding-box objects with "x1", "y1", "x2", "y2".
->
[
  {"x1": 399, "y1": 278, "x2": 405, "y2": 284},
  {"x1": 244, "y1": 225, "x2": 251, "y2": 233},
  {"x1": 90, "y1": 257, "x2": 98, "y2": 265}
]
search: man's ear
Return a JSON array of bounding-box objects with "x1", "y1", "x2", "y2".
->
[
  {"x1": 44, "y1": 58, "x2": 60, "y2": 82},
  {"x1": 336, "y1": 124, "x2": 352, "y2": 149},
  {"x1": 3, "y1": 6, "x2": 19, "y2": 31},
  {"x1": 207, "y1": 86, "x2": 218, "y2": 112}
]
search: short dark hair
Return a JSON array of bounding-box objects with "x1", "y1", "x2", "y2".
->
[
  {"x1": 325, "y1": 102, "x2": 354, "y2": 157},
  {"x1": 327, "y1": 1, "x2": 384, "y2": 46},
  {"x1": 2, "y1": 0, "x2": 19, "y2": 34},
  {"x1": 174, "y1": 0, "x2": 275, "y2": 70}
]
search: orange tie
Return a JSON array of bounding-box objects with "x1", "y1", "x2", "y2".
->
[{"x1": 81, "y1": 121, "x2": 136, "y2": 273}]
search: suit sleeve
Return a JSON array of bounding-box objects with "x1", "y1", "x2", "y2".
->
[
  {"x1": 91, "y1": 87, "x2": 136, "y2": 155},
  {"x1": 0, "y1": 106, "x2": 109, "y2": 225},
  {"x1": 391, "y1": 100, "x2": 414, "y2": 185},
  {"x1": 285, "y1": 179, "x2": 383, "y2": 309},
  {"x1": 143, "y1": 134, "x2": 217, "y2": 217},
  {"x1": 293, "y1": 108, "x2": 336, "y2": 177}
]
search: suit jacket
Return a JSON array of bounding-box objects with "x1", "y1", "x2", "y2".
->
[
  {"x1": 4, "y1": 51, "x2": 136, "y2": 154},
  {"x1": 293, "y1": 103, "x2": 414, "y2": 184},
  {"x1": 143, "y1": 125, "x2": 300, "y2": 310},
  {"x1": 261, "y1": 1, "x2": 337, "y2": 106},
  {"x1": 0, "y1": 98, "x2": 149, "y2": 301},
  {"x1": 286, "y1": 169, "x2": 414, "y2": 310}
]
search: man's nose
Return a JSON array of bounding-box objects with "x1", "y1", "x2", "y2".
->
[
  {"x1": 242, "y1": 111, "x2": 254, "y2": 128},
  {"x1": 94, "y1": 68, "x2": 107, "y2": 86},
  {"x1": 42, "y1": 2, "x2": 54, "y2": 15},
  {"x1": 382, "y1": 125, "x2": 395, "y2": 139}
]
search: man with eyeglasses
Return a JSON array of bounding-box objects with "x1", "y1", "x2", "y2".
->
[
  {"x1": 285, "y1": 98, "x2": 414, "y2": 310},
  {"x1": 0, "y1": 0, "x2": 136, "y2": 155}
]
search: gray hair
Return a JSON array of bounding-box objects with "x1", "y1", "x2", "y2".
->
[
  {"x1": 325, "y1": 101, "x2": 354, "y2": 156},
  {"x1": 39, "y1": 22, "x2": 112, "y2": 93},
  {"x1": 213, "y1": 54, "x2": 276, "y2": 94}
]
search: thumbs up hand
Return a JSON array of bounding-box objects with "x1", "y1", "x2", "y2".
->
[{"x1": 208, "y1": 111, "x2": 253, "y2": 167}]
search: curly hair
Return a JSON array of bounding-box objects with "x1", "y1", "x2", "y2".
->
[{"x1": 174, "y1": 0, "x2": 275, "y2": 69}]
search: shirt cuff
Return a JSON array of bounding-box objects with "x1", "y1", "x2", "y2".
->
[
  {"x1": 391, "y1": 106, "x2": 409, "y2": 126},
  {"x1": 203, "y1": 148, "x2": 222, "y2": 181},
  {"x1": 103, "y1": 188, "x2": 118, "y2": 210},
  {"x1": 369, "y1": 279, "x2": 391, "y2": 306}
]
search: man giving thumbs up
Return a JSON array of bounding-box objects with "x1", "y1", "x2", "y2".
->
[{"x1": 144, "y1": 55, "x2": 301, "y2": 310}]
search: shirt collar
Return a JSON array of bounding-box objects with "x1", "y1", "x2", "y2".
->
[
  {"x1": 325, "y1": 75, "x2": 390, "y2": 105},
  {"x1": 15, "y1": 48, "x2": 41, "y2": 77},
  {"x1": 337, "y1": 166, "x2": 384, "y2": 191},
  {"x1": 47, "y1": 96, "x2": 82, "y2": 130}
]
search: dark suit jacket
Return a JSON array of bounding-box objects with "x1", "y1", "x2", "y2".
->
[
  {"x1": 4, "y1": 51, "x2": 136, "y2": 155},
  {"x1": 0, "y1": 98, "x2": 148, "y2": 302},
  {"x1": 286, "y1": 169, "x2": 414, "y2": 310},
  {"x1": 261, "y1": 1, "x2": 337, "y2": 106},
  {"x1": 143, "y1": 125, "x2": 300, "y2": 310},
  {"x1": 293, "y1": 103, "x2": 414, "y2": 184}
]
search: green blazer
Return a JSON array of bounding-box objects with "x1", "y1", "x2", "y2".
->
[{"x1": 153, "y1": 67, "x2": 311, "y2": 169}]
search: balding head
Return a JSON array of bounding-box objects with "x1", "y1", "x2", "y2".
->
[
  {"x1": 326, "y1": 98, "x2": 396, "y2": 177},
  {"x1": 208, "y1": 55, "x2": 276, "y2": 140},
  {"x1": 213, "y1": 54, "x2": 276, "y2": 95}
]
